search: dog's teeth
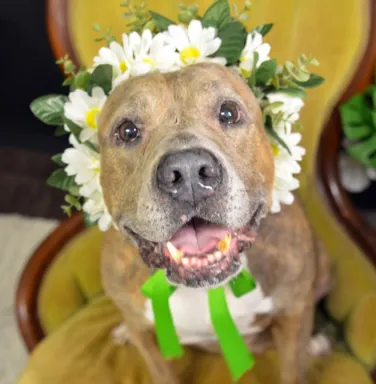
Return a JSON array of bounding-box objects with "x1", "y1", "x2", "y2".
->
[
  {"x1": 238, "y1": 234, "x2": 256, "y2": 242},
  {"x1": 208, "y1": 254, "x2": 215, "y2": 263},
  {"x1": 166, "y1": 242, "x2": 183, "y2": 263},
  {"x1": 180, "y1": 215, "x2": 188, "y2": 223},
  {"x1": 182, "y1": 258, "x2": 189, "y2": 267},
  {"x1": 214, "y1": 251, "x2": 222, "y2": 261},
  {"x1": 202, "y1": 258, "x2": 209, "y2": 267},
  {"x1": 190, "y1": 257, "x2": 198, "y2": 267},
  {"x1": 217, "y1": 234, "x2": 231, "y2": 254}
]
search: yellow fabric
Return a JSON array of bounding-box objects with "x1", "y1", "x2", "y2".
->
[
  {"x1": 19, "y1": 0, "x2": 376, "y2": 383},
  {"x1": 18, "y1": 294, "x2": 373, "y2": 384},
  {"x1": 38, "y1": 226, "x2": 103, "y2": 333}
]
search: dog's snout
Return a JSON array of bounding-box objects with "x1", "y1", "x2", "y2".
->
[{"x1": 157, "y1": 149, "x2": 222, "y2": 205}]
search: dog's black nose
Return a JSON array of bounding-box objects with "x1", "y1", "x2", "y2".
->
[{"x1": 157, "y1": 149, "x2": 222, "y2": 205}]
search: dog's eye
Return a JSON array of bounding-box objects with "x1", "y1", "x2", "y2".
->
[
  {"x1": 219, "y1": 101, "x2": 240, "y2": 125},
  {"x1": 116, "y1": 120, "x2": 140, "y2": 143}
]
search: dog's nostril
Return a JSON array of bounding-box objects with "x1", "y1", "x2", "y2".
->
[
  {"x1": 172, "y1": 170, "x2": 182, "y2": 184},
  {"x1": 199, "y1": 165, "x2": 217, "y2": 179}
]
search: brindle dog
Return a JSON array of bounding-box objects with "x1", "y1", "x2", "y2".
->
[{"x1": 99, "y1": 63, "x2": 331, "y2": 384}]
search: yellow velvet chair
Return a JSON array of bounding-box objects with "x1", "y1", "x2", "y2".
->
[{"x1": 16, "y1": 0, "x2": 376, "y2": 383}]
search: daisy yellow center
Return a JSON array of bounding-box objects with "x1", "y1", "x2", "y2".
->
[
  {"x1": 240, "y1": 56, "x2": 247, "y2": 62},
  {"x1": 142, "y1": 57, "x2": 155, "y2": 67},
  {"x1": 271, "y1": 143, "x2": 280, "y2": 156},
  {"x1": 240, "y1": 68, "x2": 251, "y2": 79},
  {"x1": 85, "y1": 108, "x2": 101, "y2": 130},
  {"x1": 119, "y1": 61, "x2": 128, "y2": 73},
  {"x1": 180, "y1": 46, "x2": 200, "y2": 64}
]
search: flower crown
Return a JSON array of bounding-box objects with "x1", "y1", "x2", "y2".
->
[{"x1": 31, "y1": 0, "x2": 323, "y2": 231}]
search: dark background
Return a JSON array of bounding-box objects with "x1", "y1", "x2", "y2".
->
[
  {"x1": 0, "y1": 0, "x2": 67, "y2": 218},
  {"x1": 0, "y1": 0, "x2": 68, "y2": 154}
]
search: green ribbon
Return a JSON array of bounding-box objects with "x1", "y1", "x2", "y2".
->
[
  {"x1": 141, "y1": 270, "x2": 183, "y2": 358},
  {"x1": 141, "y1": 268, "x2": 257, "y2": 381}
]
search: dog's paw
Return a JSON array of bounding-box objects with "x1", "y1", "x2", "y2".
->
[
  {"x1": 307, "y1": 333, "x2": 332, "y2": 356},
  {"x1": 112, "y1": 323, "x2": 130, "y2": 346}
]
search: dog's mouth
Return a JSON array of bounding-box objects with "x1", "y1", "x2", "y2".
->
[
  {"x1": 126, "y1": 206, "x2": 263, "y2": 288},
  {"x1": 162, "y1": 217, "x2": 257, "y2": 287}
]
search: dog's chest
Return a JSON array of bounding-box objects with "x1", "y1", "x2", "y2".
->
[{"x1": 144, "y1": 260, "x2": 274, "y2": 345}]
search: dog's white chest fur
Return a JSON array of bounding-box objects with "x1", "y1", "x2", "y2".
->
[{"x1": 144, "y1": 257, "x2": 274, "y2": 345}]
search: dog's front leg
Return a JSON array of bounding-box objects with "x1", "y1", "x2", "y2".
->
[
  {"x1": 125, "y1": 325, "x2": 179, "y2": 384},
  {"x1": 272, "y1": 296, "x2": 314, "y2": 384}
]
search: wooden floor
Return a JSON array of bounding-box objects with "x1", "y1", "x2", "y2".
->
[{"x1": 0, "y1": 148, "x2": 65, "y2": 220}]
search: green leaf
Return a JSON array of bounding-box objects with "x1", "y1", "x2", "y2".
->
[
  {"x1": 178, "y1": 11, "x2": 194, "y2": 24},
  {"x1": 252, "y1": 23, "x2": 274, "y2": 36},
  {"x1": 149, "y1": 11, "x2": 174, "y2": 31},
  {"x1": 215, "y1": 21, "x2": 246, "y2": 65},
  {"x1": 285, "y1": 61, "x2": 310, "y2": 82},
  {"x1": 87, "y1": 64, "x2": 113, "y2": 95},
  {"x1": 277, "y1": 87, "x2": 307, "y2": 99},
  {"x1": 30, "y1": 95, "x2": 68, "y2": 126},
  {"x1": 64, "y1": 194, "x2": 82, "y2": 210},
  {"x1": 248, "y1": 52, "x2": 259, "y2": 88},
  {"x1": 202, "y1": 0, "x2": 231, "y2": 28},
  {"x1": 74, "y1": 70, "x2": 91, "y2": 90},
  {"x1": 62, "y1": 77, "x2": 74, "y2": 87},
  {"x1": 47, "y1": 169, "x2": 77, "y2": 192},
  {"x1": 294, "y1": 73, "x2": 325, "y2": 88},
  {"x1": 64, "y1": 118, "x2": 82, "y2": 139},
  {"x1": 54, "y1": 126, "x2": 68, "y2": 136},
  {"x1": 61, "y1": 205, "x2": 72, "y2": 217},
  {"x1": 51, "y1": 154, "x2": 65, "y2": 166},
  {"x1": 69, "y1": 185, "x2": 81, "y2": 197},
  {"x1": 256, "y1": 59, "x2": 277, "y2": 85},
  {"x1": 340, "y1": 86, "x2": 376, "y2": 167},
  {"x1": 347, "y1": 135, "x2": 376, "y2": 167},
  {"x1": 264, "y1": 119, "x2": 291, "y2": 155},
  {"x1": 340, "y1": 93, "x2": 374, "y2": 140},
  {"x1": 83, "y1": 140, "x2": 99, "y2": 153}
]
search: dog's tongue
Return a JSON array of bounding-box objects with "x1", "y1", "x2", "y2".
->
[{"x1": 169, "y1": 221, "x2": 230, "y2": 254}]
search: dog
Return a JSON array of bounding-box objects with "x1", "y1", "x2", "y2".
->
[{"x1": 98, "y1": 63, "x2": 331, "y2": 384}]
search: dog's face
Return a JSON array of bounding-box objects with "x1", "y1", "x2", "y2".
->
[{"x1": 99, "y1": 63, "x2": 274, "y2": 288}]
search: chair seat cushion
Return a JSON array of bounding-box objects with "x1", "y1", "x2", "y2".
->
[{"x1": 19, "y1": 294, "x2": 373, "y2": 384}]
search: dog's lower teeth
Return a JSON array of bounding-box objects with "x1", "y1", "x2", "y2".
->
[{"x1": 214, "y1": 251, "x2": 222, "y2": 261}]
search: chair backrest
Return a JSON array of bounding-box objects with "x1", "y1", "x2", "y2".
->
[{"x1": 316, "y1": 0, "x2": 376, "y2": 265}]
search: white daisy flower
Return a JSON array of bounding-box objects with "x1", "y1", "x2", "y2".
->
[
  {"x1": 83, "y1": 191, "x2": 113, "y2": 231},
  {"x1": 93, "y1": 35, "x2": 134, "y2": 88},
  {"x1": 61, "y1": 135, "x2": 101, "y2": 198},
  {"x1": 269, "y1": 126, "x2": 306, "y2": 213},
  {"x1": 64, "y1": 87, "x2": 107, "y2": 145},
  {"x1": 267, "y1": 92, "x2": 304, "y2": 129},
  {"x1": 129, "y1": 30, "x2": 179, "y2": 77},
  {"x1": 239, "y1": 32, "x2": 271, "y2": 78},
  {"x1": 163, "y1": 20, "x2": 226, "y2": 66}
]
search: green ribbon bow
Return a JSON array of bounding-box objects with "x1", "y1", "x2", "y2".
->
[{"x1": 141, "y1": 268, "x2": 257, "y2": 381}]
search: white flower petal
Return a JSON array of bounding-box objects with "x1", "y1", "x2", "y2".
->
[
  {"x1": 98, "y1": 211, "x2": 113, "y2": 231},
  {"x1": 166, "y1": 25, "x2": 190, "y2": 51},
  {"x1": 187, "y1": 20, "x2": 203, "y2": 46},
  {"x1": 202, "y1": 38, "x2": 221, "y2": 56}
]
